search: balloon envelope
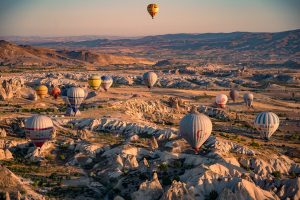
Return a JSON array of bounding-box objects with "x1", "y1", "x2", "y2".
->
[
  {"x1": 35, "y1": 85, "x2": 48, "y2": 99},
  {"x1": 88, "y1": 75, "x2": 101, "y2": 90},
  {"x1": 147, "y1": 4, "x2": 159, "y2": 19},
  {"x1": 179, "y1": 113, "x2": 212, "y2": 152},
  {"x1": 66, "y1": 87, "x2": 85, "y2": 113},
  {"x1": 25, "y1": 115, "x2": 54, "y2": 148},
  {"x1": 101, "y1": 75, "x2": 113, "y2": 91},
  {"x1": 143, "y1": 72, "x2": 158, "y2": 89},
  {"x1": 51, "y1": 87, "x2": 61, "y2": 99},
  {"x1": 243, "y1": 93, "x2": 254, "y2": 108},
  {"x1": 216, "y1": 94, "x2": 228, "y2": 108},
  {"x1": 254, "y1": 112, "x2": 280, "y2": 140},
  {"x1": 229, "y1": 89, "x2": 239, "y2": 102}
]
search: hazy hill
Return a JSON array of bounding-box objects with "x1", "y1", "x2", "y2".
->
[
  {"x1": 0, "y1": 40, "x2": 153, "y2": 66},
  {"x1": 29, "y1": 29, "x2": 300, "y2": 53}
]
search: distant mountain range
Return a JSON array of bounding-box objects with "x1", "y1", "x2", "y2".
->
[
  {"x1": 0, "y1": 29, "x2": 299, "y2": 65},
  {"x1": 0, "y1": 40, "x2": 153, "y2": 66},
  {"x1": 17, "y1": 29, "x2": 299, "y2": 54}
]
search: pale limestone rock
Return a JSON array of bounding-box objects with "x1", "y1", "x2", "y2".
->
[
  {"x1": 0, "y1": 165, "x2": 43, "y2": 199},
  {"x1": 150, "y1": 136, "x2": 159, "y2": 150},
  {"x1": 218, "y1": 179, "x2": 279, "y2": 200},
  {"x1": 132, "y1": 172, "x2": 163, "y2": 200},
  {"x1": 25, "y1": 141, "x2": 55, "y2": 162},
  {"x1": 122, "y1": 145, "x2": 138, "y2": 156},
  {"x1": 129, "y1": 134, "x2": 139, "y2": 142},
  {"x1": 0, "y1": 78, "x2": 23, "y2": 100},
  {"x1": 0, "y1": 128, "x2": 7, "y2": 137},
  {"x1": 144, "y1": 158, "x2": 150, "y2": 168},
  {"x1": 124, "y1": 155, "x2": 139, "y2": 169},
  {"x1": 140, "y1": 157, "x2": 150, "y2": 173},
  {"x1": 27, "y1": 92, "x2": 38, "y2": 101},
  {"x1": 161, "y1": 181, "x2": 195, "y2": 200},
  {"x1": 165, "y1": 140, "x2": 182, "y2": 153},
  {"x1": 116, "y1": 154, "x2": 124, "y2": 168},
  {"x1": 0, "y1": 149, "x2": 13, "y2": 160},
  {"x1": 6, "y1": 192, "x2": 10, "y2": 200},
  {"x1": 214, "y1": 139, "x2": 255, "y2": 156}
]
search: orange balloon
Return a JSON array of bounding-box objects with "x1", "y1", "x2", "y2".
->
[{"x1": 51, "y1": 87, "x2": 61, "y2": 99}]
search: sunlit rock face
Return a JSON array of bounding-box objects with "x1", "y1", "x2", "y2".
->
[{"x1": 0, "y1": 78, "x2": 23, "y2": 100}]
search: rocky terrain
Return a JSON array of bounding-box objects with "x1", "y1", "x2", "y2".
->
[
  {"x1": 0, "y1": 61, "x2": 300, "y2": 200},
  {"x1": 0, "y1": 29, "x2": 299, "y2": 200}
]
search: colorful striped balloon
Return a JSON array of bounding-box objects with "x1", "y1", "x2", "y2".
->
[
  {"x1": 88, "y1": 75, "x2": 101, "y2": 90},
  {"x1": 216, "y1": 94, "x2": 228, "y2": 108},
  {"x1": 35, "y1": 85, "x2": 48, "y2": 99},
  {"x1": 179, "y1": 112, "x2": 212, "y2": 152},
  {"x1": 25, "y1": 115, "x2": 54, "y2": 148},
  {"x1": 101, "y1": 76, "x2": 113, "y2": 91},
  {"x1": 143, "y1": 72, "x2": 158, "y2": 89},
  {"x1": 66, "y1": 87, "x2": 85, "y2": 113},
  {"x1": 254, "y1": 112, "x2": 280, "y2": 140}
]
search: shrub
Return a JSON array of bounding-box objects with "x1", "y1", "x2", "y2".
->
[
  {"x1": 65, "y1": 124, "x2": 74, "y2": 129},
  {"x1": 21, "y1": 108, "x2": 30, "y2": 112},
  {"x1": 172, "y1": 160, "x2": 182, "y2": 168},
  {"x1": 205, "y1": 190, "x2": 218, "y2": 200},
  {"x1": 45, "y1": 154, "x2": 55, "y2": 161},
  {"x1": 59, "y1": 155, "x2": 65, "y2": 160},
  {"x1": 290, "y1": 172, "x2": 296, "y2": 178},
  {"x1": 158, "y1": 162, "x2": 168, "y2": 172},
  {"x1": 241, "y1": 173, "x2": 247, "y2": 179},
  {"x1": 220, "y1": 133, "x2": 230, "y2": 139},
  {"x1": 162, "y1": 176, "x2": 172, "y2": 186},
  {"x1": 173, "y1": 175, "x2": 180, "y2": 182},
  {"x1": 290, "y1": 134, "x2": 299, "y2": 141},
  {"x1": 49, "y1": 172, "x2": 59, "y2": 180},
  {"x1": 60, "y1": 143, "x2": 69, "y2": 150},
  {"x1": 249, "y1": 141, "x2": 260, "y2": 147},
  {"x1": 272, "y1": 171, "x2": 281, "y2": 179}
]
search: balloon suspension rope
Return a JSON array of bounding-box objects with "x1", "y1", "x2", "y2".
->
[
  {"x1": 37, "y1": 147, "x2": 41, "y2": 156},
  {"x1": 193, "y1": 148, "x2": 199, "y2": 154}
]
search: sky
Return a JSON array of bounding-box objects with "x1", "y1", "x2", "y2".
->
[{"x1": 0, "y1": 0, "x2": 299, "y2": 37}]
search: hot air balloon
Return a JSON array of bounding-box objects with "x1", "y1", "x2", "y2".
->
[
  {"x1": 51, "y1": 86, "x2": 61, "y2": 100},
  {"x1": 143, "y1": 72, "x2": 158, "y2": 89},
  {"x1": 101, "y1": 76, "x2": 113, "y2": 92},
  {"x1": 179, "y1": 109, "x2": 212, "y2": 153},
  {"x1": 25, "y1": 115, "x2": 54, "y2": 148},
  {"x1": 215, "y1": 94, "x2": 228, "y2": 108},
  {"x1": 147, "y1": 4, "x2": 159, "y2": 19},
  {"x1": 88, "y1": 75, "x2": 101, "y2": 90},
  {"x1": 229, "y1": 89, "x2": 239, "y2": 102},
  {"x1": 66, "y1": 87, "x2": 85, "y2": 116},
  {"x1": 243, "y1": 93, "x2": 254, "y2": 108},
  {"x1": 35, "y1": 85, "x2": 48, "y2": 99},
  {"x1": 254, "y1": 112, "x2": 280, "y2": 140}
]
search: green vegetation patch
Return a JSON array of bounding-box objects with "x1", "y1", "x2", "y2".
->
[
  {"x1": 205, "y1": 190, "x2": 218, "y2": 200},
  {"x1": 272, "y1": 171, "x2": 282, "y2": 179}
]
